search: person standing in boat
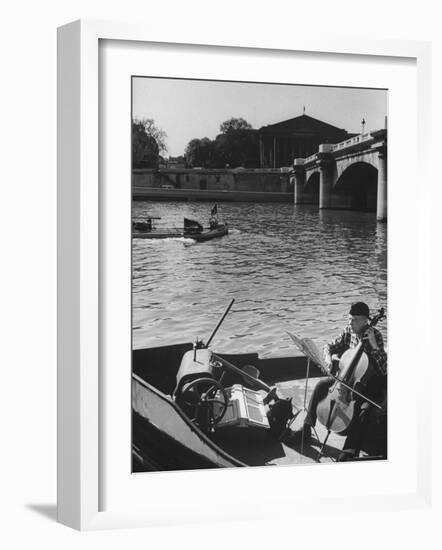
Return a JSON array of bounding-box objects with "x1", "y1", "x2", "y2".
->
[
  {"x1": 287, "y1": 302, "x2": 387, "y2": 460},
  {"x1": 209, "y1": 204, "x2": 219, "y2": 229}
]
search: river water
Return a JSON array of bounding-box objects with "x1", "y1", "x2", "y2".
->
[{"x1": 132, "y1": 201, "x2": 387, "y2": 356}]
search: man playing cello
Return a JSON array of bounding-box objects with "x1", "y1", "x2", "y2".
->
[{"x1": 287, "y1": 302, "x2": 387, "y2": 461}]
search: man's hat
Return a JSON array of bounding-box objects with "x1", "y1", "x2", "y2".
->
[{"x1": 349, "y1": 301, "x2": 370, "y2": 318}]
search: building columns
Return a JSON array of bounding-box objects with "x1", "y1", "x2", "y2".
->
[
  {"x1": 259, "y1": 134, "x2": 264, "y2": 168},
  {"x1": 273, "y1": 136, "x2": 277, "y2": 168},
  {"x1": 376, "y1": 148, "x2": 387, "y2": 221},
  {"x1": 318, "y1": 158, "x2": 333, "y2": 209},
  {"x1": 293, "y1": 165, "x2": 305, "y2": 204}
]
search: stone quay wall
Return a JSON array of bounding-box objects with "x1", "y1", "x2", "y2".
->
[{"x1": 132, "y1": 168, "x2": 292, "y2": 202}]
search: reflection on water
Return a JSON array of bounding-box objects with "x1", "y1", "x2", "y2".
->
[{"x1": 132, "y1": 202, "x2": 387, "y2": 355}]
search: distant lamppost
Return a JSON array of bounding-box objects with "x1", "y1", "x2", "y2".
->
[{"x1": 361, "y1": 118, "x2": 366, "y2": 134}]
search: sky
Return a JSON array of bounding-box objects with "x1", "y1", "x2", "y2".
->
[{"x1": 132, "y1": 77, "x2": 388, "y2": 158}]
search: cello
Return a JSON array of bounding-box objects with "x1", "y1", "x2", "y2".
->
[{"x1": 316, "y1": 308, "x2": 386, "y2": 436}]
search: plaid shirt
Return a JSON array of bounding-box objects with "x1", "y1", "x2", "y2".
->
[{"x1": 323, "y1": 325, "x2": 387, "y2": 376}]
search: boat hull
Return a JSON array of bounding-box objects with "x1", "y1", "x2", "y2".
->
[
  {"x1": 132, "y1": 224, "x2": 228, "y2": 241},
  {"x1": 190, "y1": 224, "x2": 228, "y2": 242},
  {"x1": 132, "y1": 373, "x2": 245, "y2": 471},
  {"x1": 132, "y1": 231, "x2": 183, "y2": 239}
]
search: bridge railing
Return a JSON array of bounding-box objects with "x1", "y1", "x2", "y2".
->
[
  {"x1": 332, "y1": 132, "x2": 373, "y2": 151},
  {"x1": 294, "y1": 131, "x2": 377, "y2": 167},
  {"x1": 303, "y1": 143, "x2": 334, "y2": 164},
  {"x1": 304, "y1": 153, "x2": 318, "y2": 164}
]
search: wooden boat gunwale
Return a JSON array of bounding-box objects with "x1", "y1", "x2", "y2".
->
[{"x1": 133, "y1": 372, "x2": 246, "y2": 468}]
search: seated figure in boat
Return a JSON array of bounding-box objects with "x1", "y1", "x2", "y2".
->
[
  {"x1": 287, "y1": 301, "x2": 387, "y2": 461},
  {"x1": 209, "y1": 215, "x2": 218, "y2": 230},
  {"x1": 209, "y1": 204, "x2": 219, "y2": 230}
]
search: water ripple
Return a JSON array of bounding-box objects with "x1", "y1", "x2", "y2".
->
[{"x1": 132, "y1": 202, "x2": 387, "y2": 355}]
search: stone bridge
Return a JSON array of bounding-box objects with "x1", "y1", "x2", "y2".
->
[{"x1": 290, "y1": 129, "x2": 387, "y2": 221}]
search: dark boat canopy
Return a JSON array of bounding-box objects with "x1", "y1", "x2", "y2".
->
[{"x1": 184, "y1": 218, "x2": 203, "y2": 233}]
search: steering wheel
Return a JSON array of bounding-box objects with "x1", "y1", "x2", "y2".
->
[{"x1": 177, "y1": 377, "x2": 228, "y2": 431}]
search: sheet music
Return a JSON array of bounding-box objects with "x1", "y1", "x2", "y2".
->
[{"x1": 286, "y1": 331, "x2": 326, "y2": 370}]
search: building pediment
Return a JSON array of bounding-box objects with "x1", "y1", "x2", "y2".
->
[{"x1": 259, "y1": 114, "x2": 347, "y2": 136}]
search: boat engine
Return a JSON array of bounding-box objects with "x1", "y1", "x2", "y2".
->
[
  {"x1": 173, "y1": 348, "x2": 221, "y2": 396},
  {"x1": 173, "y1": 348, "x2": 228, "y2": 431}
]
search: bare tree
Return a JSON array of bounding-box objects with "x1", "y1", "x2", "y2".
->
[
  {"x1": 136, "y1": 118, "x2": 168, "y2": 155},
  {"x1": 132, "y1": 118, "x2": 168, "y2": 168}
]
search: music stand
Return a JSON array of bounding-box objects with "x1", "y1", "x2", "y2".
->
[{"x1": 285, "y1": 332, "x2": 331, "y2": 459}]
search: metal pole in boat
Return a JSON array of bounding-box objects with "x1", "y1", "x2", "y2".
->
[
  {"x1": 316, "y1": 398, "x2": 335, "y2": 462},
  {"x1": 211, "y1": 353, "x2": 272, "y2": 392},
  {"x1": 205, "y1": 298, "x2": 235, "y2": 348},
  {"x1": 316, "y1": 430, "x2": 332, "y2": 463},
  {"x1": 303, "y1": 358, "x2": 311, "y2": 410}
]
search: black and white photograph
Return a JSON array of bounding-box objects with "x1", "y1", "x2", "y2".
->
[
  {"x1": 3, "y1": 0, "x2": 439, "y2": 542},
  {"x1": 131, "y1": 76, "x2": 388, "y2": 472}
]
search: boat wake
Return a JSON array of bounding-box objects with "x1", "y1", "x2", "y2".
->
[
  {"x1": 138, "y1": 237, "x2": 196, "y2": 245},
  {"x1": 182, "y1": 238, "x2": 197, "y2": 247},
  {"x1": 166, "y1": 237, "x2": 195, "y2": 243}
]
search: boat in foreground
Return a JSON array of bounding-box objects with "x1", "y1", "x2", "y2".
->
[{"x1": 132, "y1": 341, "x2": 387, "y2": 472}]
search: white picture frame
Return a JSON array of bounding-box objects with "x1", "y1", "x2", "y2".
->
[{"x1": 57, "y1": 19, "x2": 433, "y2": 531}]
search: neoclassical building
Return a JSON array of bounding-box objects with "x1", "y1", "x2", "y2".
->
[{"x1": 258, "y1": 114, "x2": 353, "y2": 168}]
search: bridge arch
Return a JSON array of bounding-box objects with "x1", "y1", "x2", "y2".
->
[
  {"x1": 335, "y1": 153, "x2": 378, "y2": 182},
  {"x1": 334, "y1": 161, "x2": 378, "y2": 211}
]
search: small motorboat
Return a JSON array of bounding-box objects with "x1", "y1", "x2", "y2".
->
[
  {"x1": 132, "y1": 209, "x2": 229, "y2": 242},
  {"x1": 132, "y1": 221, "x2": 228, "y2": 241}
]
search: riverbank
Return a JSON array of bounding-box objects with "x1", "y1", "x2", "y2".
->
[
  {"x1": 132, "y1": 166, "x2": 293, "y2": 202},
  {"x1": 133, "y1": 186, "x2": 293, "y2": 202}
]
